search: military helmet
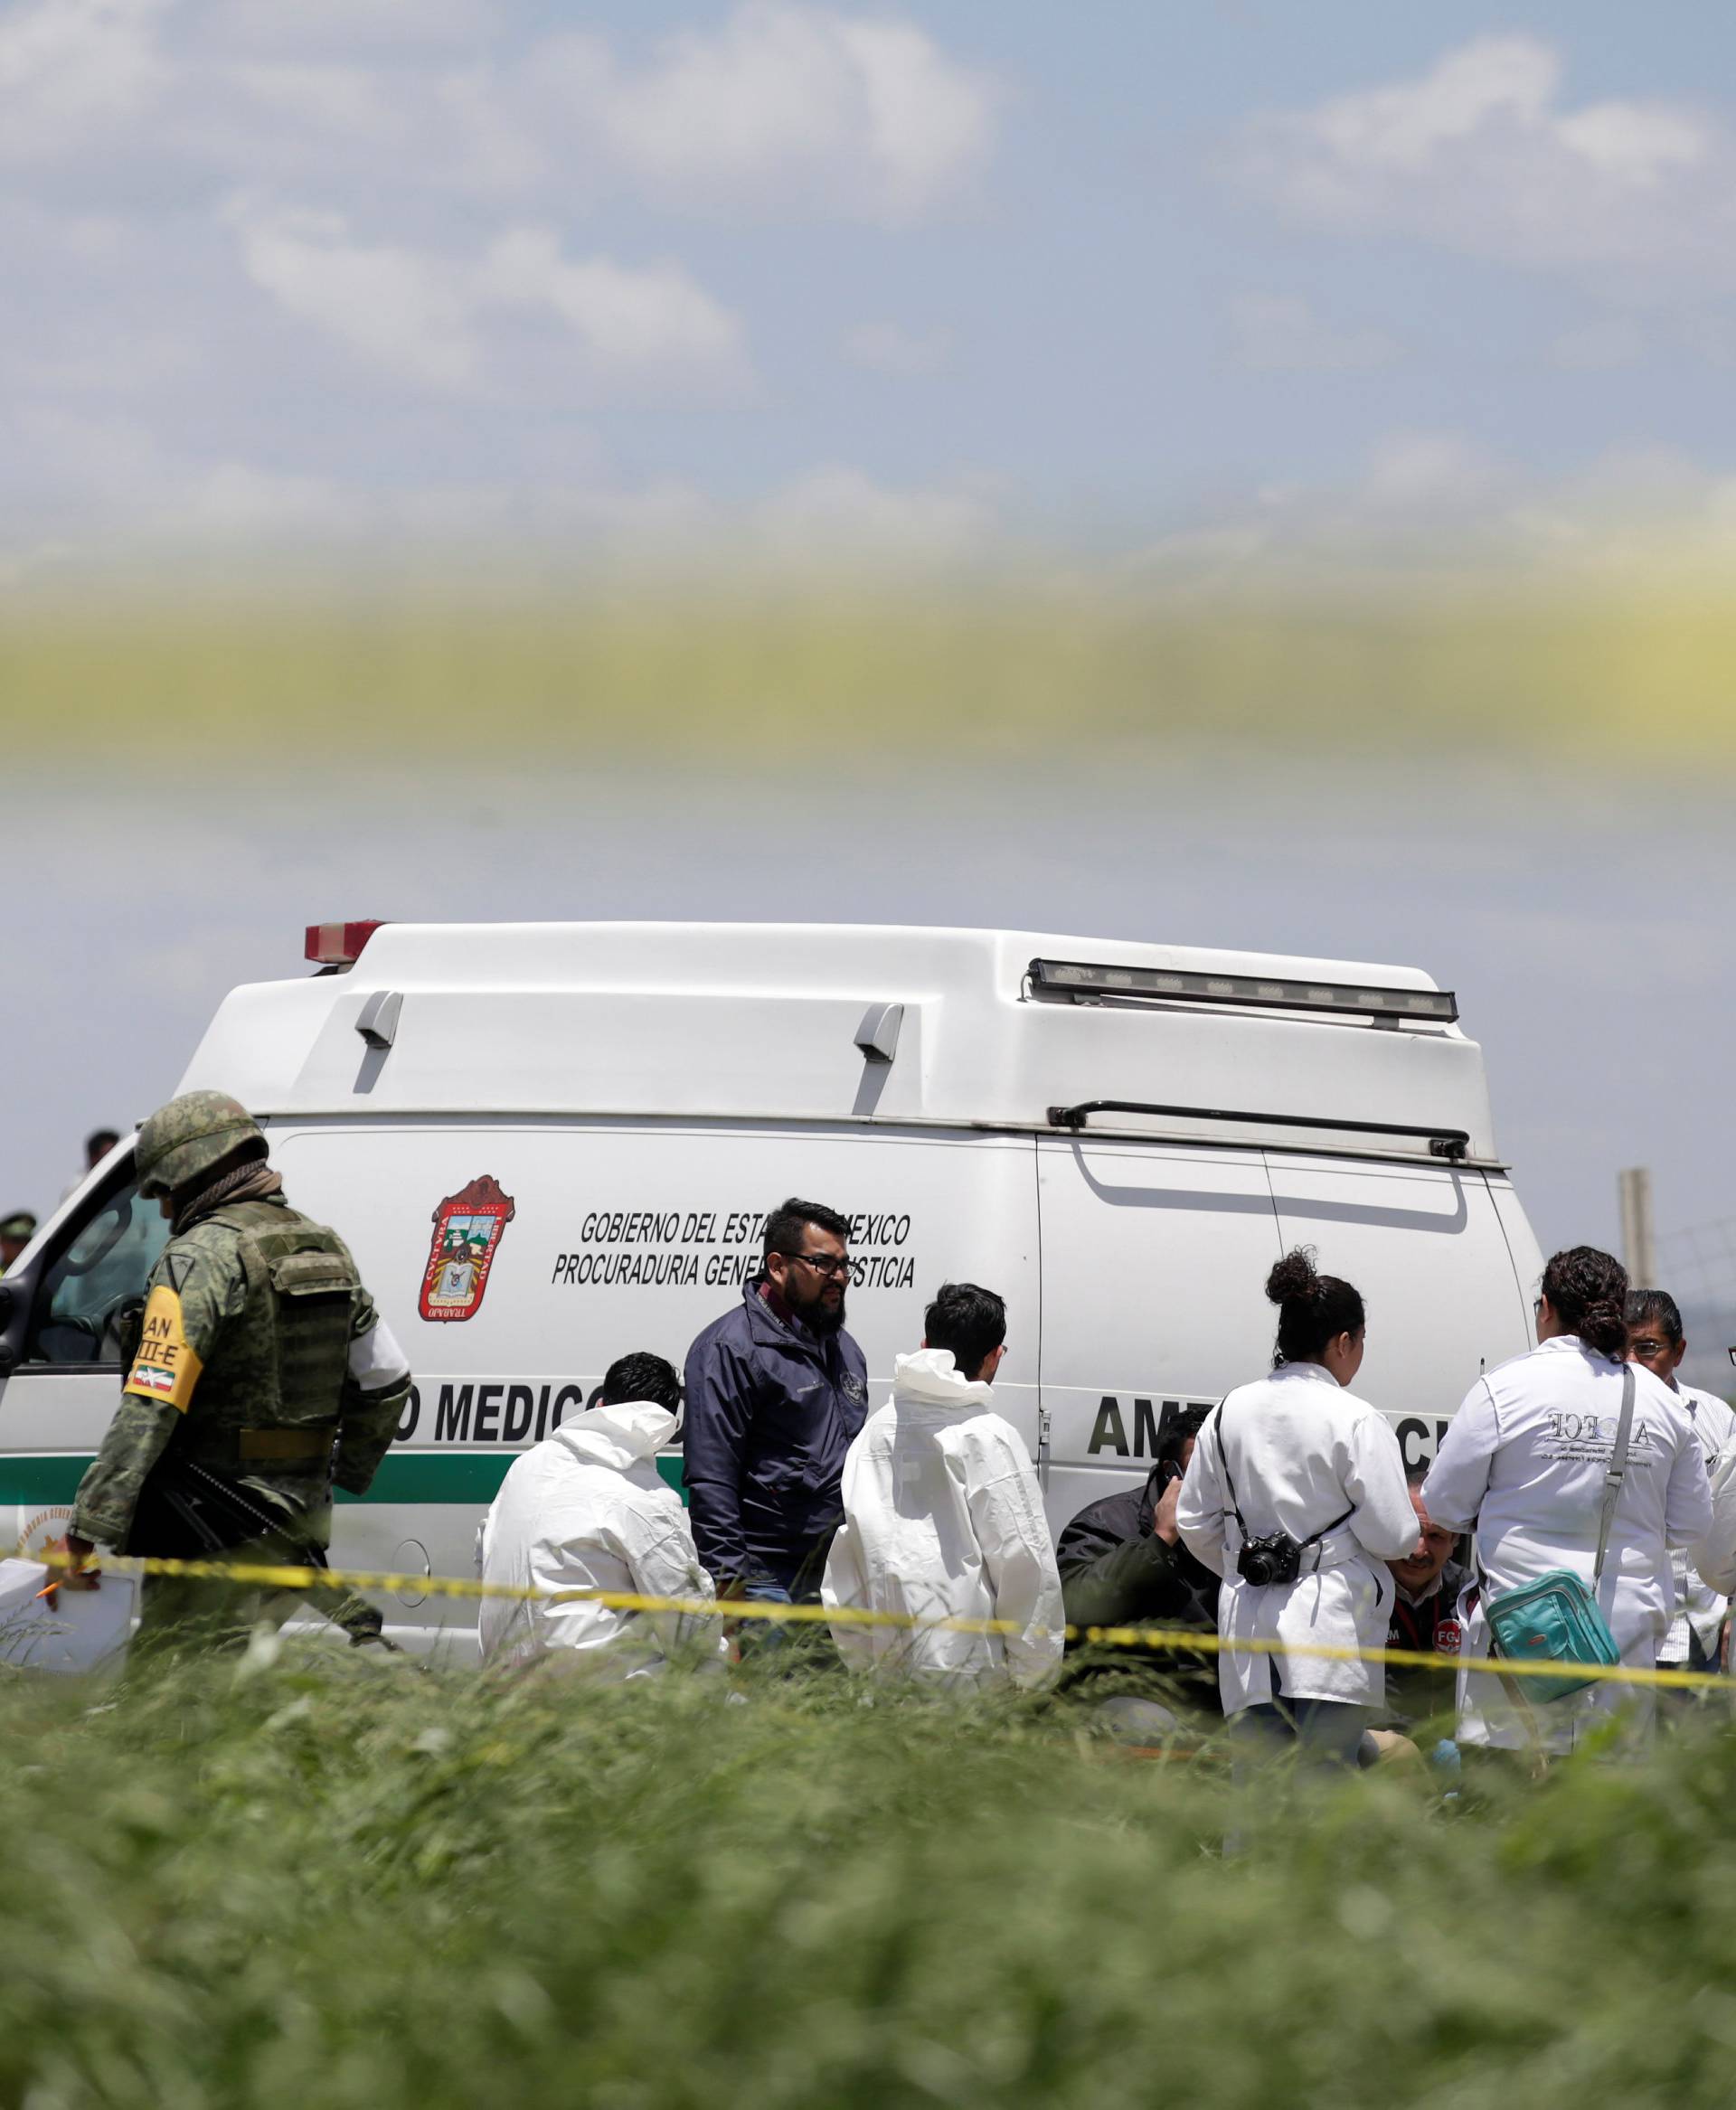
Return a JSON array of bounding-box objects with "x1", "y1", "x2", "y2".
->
[{"x1": 135, "y1": 1091, "x2": 265, "y2": 1199}]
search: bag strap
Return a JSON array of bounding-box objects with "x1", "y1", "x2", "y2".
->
[{"x1": 1593, "y1": 1364, "x2": 1637, "y2": 1593}]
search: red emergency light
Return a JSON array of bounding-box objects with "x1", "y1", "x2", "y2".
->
[{"x1": 305, "y1": 919, "x2": 386, "y2": 967}]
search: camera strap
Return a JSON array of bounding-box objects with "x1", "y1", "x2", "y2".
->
[{"x1": 1214, "y1": 1397, "x2": 1356, "y2": 1561}]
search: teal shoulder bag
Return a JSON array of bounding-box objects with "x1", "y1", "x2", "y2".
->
[{"x1": 1482, "y1": 1363, "x2": 1633, "y2": 1704}]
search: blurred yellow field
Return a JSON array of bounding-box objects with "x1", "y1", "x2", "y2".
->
[{"x1": 5, "y1": 579, "x2": 1734, "y2": 768}]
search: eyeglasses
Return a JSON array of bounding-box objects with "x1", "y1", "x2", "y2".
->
[
  {"x1": 784, "y1": 1250, "x2": 852, "y2": 1279},
  {"x1": 1628, "y1": 1338, "x2": 1673, "y2": 1359}
]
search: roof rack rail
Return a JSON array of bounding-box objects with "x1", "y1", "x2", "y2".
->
[{"x1": 1046, "y1": 1098, "x2": 1472, "y2": 1162}]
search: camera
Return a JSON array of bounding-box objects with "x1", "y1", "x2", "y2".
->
[{"x1": 1236, "y1": 1531, "x2": 1305, "y2": 1588}]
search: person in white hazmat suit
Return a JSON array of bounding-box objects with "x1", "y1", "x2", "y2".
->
[
  {"x1": 1423, "y1": 1248, "x2": 1712, "y2": 1757},
  {"x1": 1177, "y1": 1248, "x2": 1419, "y2": 1767},
  {"x1": 1625, "y1": 1288, "x2": 1735, "y2": 1689},
  {"x1": 477, "y1": 1351, "x2": 717, "y2": 1678},
  {"x1": 822, "y1": 1282, "x2": 1064, "y2": 1691}
]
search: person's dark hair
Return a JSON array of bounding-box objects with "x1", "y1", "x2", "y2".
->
[
  {"x1": 1155, "y1": 1400, "x2": 1214, "y2": 1474},
  {"x1": 762, "y1": 1197, "x2": 852, "y2": 1259},
  {"x1": 924, "y1": 1281, "x2": 1007, "y2": 1380},
  {"x1": 599, "y1": 1351, "x2": 682, "y2": 1414},
  {"x1": 85, "y1": 1128, "x2": 120, "y2": 1162},
  {"x1": 1265, "y1": 1247, "x2": 1364, "y2": 1367},
  {"x1": 1625, "y1": 1287, "x2": 1684, "y2": 1349},
  {"x1": 1541, "y1": 1246, "x2": 1628, "y2": 1359}
]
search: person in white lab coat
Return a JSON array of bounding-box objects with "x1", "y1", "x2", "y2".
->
[
  {"x1": 1423, "y1": 1248, "x2": 1712, "y2": 1756},
  {"x1": 1177, "y1": 1248, "x2": 1418, "y2": 1766},
  {"x1": 822, "y1": 1282, "x2": 1064, "y2": 1691},
  {"x1": 1702, "y1": 1388, "x2": 1736, "y2": 1602},
  {"x1": 477, "y1": 1351, "x2": 717, "y2": 1678},
  {"x1": 1625, "y1": 1288, "x2": 1735, "y2": 1689}
]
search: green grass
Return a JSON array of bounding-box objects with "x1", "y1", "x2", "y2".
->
[{"x1": 5, "y1": 1643, "x2": 1736, "y2": 2108}]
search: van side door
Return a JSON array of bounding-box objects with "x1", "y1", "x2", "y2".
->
[{"x1": 1037, "y1": 1137, "x2": 1283, "y2": 1540}]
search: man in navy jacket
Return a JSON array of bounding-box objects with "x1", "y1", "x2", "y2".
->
[{"x1": 684, "y1": 1198, "x2": 869, "y2": 1601}]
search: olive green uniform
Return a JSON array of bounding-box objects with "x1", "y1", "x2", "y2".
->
[{"x1": 71, "y1": 1195, "x2": 410, "y2": 1650}]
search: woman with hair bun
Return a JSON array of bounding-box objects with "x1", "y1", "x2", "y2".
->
[
  {"x1": 1177, "y1": 1248, "x2": 1418, "y2": 1767},
  {"x1": 1424, "y1": 1246, "x2": 1712, "y2": 1757}
]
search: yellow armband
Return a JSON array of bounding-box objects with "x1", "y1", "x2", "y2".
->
[{"x1": 123, "y1": 1285, "x2": 204, "y2": 1413}]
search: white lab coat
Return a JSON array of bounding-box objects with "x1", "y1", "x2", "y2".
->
[
  {"x1": 476, "y1": 1400, "x2": 717, "y2": 1677},
  {"x1": 1423, "y1": 1337, "x2": 1712, "y2": 1751},
  {"x1": 821, "y1": 1349, "x2": 1064, "y2": 1691},
  {"x1": 1665, "y1": 1384, "x2": 1735, "y2": 1660},
  {"x1": 1691, "y1": 1389, "x2": 1736, "y2": 1600},
  {"x1": 1176, "y1": 1361, "x2": 1416, "y2": 1714}
]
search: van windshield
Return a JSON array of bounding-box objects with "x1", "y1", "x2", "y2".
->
[{"x1": 26, "y1": 1180, "x2": 170, "y2": 1367}]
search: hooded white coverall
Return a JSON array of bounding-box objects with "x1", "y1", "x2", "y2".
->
[
  {"x1": 821, "y1": 1348, "x2": 1065, "y2": 1690},
  {"x1": 476, "y1": 1399, "x2": 716, "y2": 1677},
  {"x1": 1423, "y1": 1338, "x2": 1712, "y2": 1751},
  {"x1": 1176, "y1": 1361, "x2": 1416, "y2": 1718}
]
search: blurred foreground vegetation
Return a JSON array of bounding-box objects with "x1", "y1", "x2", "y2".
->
[
  {"x1": 4, "y1": 579, "x2": 1736, "y2": 767},
  {"x1": 5, "y1": 1642, "x2": 1736, "y2": 2108}
]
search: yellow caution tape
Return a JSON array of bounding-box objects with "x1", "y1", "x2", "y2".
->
[{"x1": 24, "y1": 1546, "x2": 1734, "y2": 1694}]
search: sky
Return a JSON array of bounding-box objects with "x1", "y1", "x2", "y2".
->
[
  {"x1": 4, "y1": 4, "x2": 1734, "y2": 1372},
  {"x1": 5, "y1": 0, "x2": 1736, "y2": 581}
]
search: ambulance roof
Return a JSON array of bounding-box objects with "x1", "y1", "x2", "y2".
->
[{"x1": 179, "y1": 922, "x2": 1500, "y2": 1164}]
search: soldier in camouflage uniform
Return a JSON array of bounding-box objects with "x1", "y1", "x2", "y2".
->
[{"x1": 52, "y1": 1090, "x2": 411, "y2": 1653}]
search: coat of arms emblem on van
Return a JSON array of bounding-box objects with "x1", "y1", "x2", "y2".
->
[{"x1": 420, "y1": 1175, "x2": 516, "y2": 1323}]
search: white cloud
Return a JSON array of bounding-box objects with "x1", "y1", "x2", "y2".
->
[
  {"x1": 842, "y1": 320, "x2": 953, "y2": 375},
  {"x1": 3, "y1": 389, "x2": 997, "y2": 579},
  {"x1": 1359, "y1": 431, "x2": 1495, "y2": 513},
  {"x1": 229, "y1": 203, "x2": 750, "y2": 397},
  {"x1": 232, "y1": 205, "x2": 480, "y2": 391},
  {"x1": 479, "y1": 229, "x2": 749, "y2": 383},
  {"x1": 0, "y1": 0, "x2": 168, "y2": 161},
  {"x1": 1225, "y1": 292, "x2": 1399, "y2": 373},
  {"x1": 0, "y1": 2, "x2": 999, "y2": 221},
  {"x1": 1230, "y1": 35, "x2": 1736, "y2": 283},
  {"x1": 751, "y1": 466, "x2": 997, "y2": 563},
  {"x1": 178, "y1": 459, "x2": 354, "y2": 535},
  {"x1": 224, "y1": 59, "x2": 402, "y2": 140},
  {"x1": 1118, "y1": 433, "x2": 1736, "y2": 597},
  {"x1": 547, "y1": 3, "x2": 1000, "y2": 221},
  {"x1": 4, "y1": 404, "x2": 355, "y2": 547}
]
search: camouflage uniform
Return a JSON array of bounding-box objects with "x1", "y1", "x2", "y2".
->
[{"x1": 69, "y1": 1092, "x2": 411, "y2": 1652}]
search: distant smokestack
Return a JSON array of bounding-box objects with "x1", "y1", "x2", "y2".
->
[{"x1": 1618, "y1": 1167, "x2": 1657, "y2": 1288}]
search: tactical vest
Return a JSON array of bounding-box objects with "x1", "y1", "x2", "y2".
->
[{"x1": 170, "y1": 1201, "x2": 360, "y2": 1487}]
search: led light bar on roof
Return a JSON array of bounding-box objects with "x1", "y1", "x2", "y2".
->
[{"x1": 1029, "y1": 957, "x2": 1458, "y2": 1025}]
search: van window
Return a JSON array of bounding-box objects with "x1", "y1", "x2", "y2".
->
[{"x1": 25, "y1": 1179, "x2": 169, "y2": 1368}]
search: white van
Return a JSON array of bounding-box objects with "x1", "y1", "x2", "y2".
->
[{"x1": 0, "y1": 920, "x2": 1543, "y2": 1650}]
